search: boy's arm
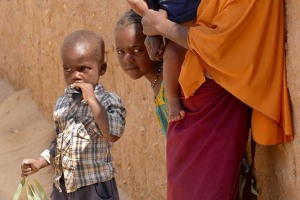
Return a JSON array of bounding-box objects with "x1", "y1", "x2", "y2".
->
[
  {"x1": 87, "y1": 96, "x2": 120, "y2": 142},
  {"x1": 89, "y1": 92, "x2": 126, "y2": 142},
  {"x1": 126, "y1": 0, "x2": 148, "y2": 16},
  {"x1": 20, "y1": 133, "x2": 56, "y2": 177},
  {"x1": 21, "y1": 157, "x2": 50, "y2": 177},
  {"x1": 72, "y1": 83, "x2": 126, "y2": 142}
]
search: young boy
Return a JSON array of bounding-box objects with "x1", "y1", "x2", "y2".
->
[
  {"x1": 126, "y1": 0, "x2": 201, "y2": 122},
  {"x1": 20, "y1": 30, "x2": 126, "y2": 200}
]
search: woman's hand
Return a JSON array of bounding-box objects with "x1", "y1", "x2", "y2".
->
[
  {"x1": 142, "y1": 9, "x2": 167, "y2": 36},
  {"x1": 142, "y1": 9, "x2": 189, "y2": 49}
]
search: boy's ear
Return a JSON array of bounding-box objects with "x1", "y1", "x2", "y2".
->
[{"x1": 99, "y1": 62, "x2": 107, "y2": 76}]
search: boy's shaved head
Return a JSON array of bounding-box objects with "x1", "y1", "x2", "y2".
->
[
  {"x1": 115, "y1": 9, "x2": 142, "y2": 31},
  {"x1": 61, "y1": 30, "x2": 105, "y2": 63}
]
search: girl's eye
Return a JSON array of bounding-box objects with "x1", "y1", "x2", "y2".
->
[
  {"x1": 133, "y1": 48, "x2": 141, "y2": 54},
  {"x1": 116, "y1": 49, "x2": 124, "y2": 55}
]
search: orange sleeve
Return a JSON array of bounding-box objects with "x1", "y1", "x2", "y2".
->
[{"x1": 179, "y1": 0, "x2": 293, "y2": 145}]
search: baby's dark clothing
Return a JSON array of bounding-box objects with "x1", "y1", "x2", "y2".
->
[{"x1": 147, "y1": 0, "x2": 201, "y2": 23}]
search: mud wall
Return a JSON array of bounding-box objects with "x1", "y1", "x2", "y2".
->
[
  {"x1": 0, "y1": 1, "x2": 299, "y2": 199},
  {"x1": 252, "y1": 1, "x2": 300, "y2": 199},
  {"x1": 0, "y1": 1, "x2": 166, "y2": 199}
]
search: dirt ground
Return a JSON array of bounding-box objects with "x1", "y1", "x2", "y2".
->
[{"x1": 0, "y1": 79, "x2": 52, "y2": 199}]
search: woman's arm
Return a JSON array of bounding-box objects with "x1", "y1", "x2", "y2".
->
[
  {"x1": 126, "y1": 0, "x2": 148, "y2": 16},
  {"x1": 142, "y1": 9, "x2": 190, "y2": 49}
]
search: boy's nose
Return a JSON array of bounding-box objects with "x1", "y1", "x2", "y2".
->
[{"x1": 71, "y1": 71, "x2": 82, "y2": 81}]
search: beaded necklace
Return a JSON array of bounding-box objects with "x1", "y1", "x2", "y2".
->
[{"x1": 151, "y1": 65, "x2": 163, "y2": 88}]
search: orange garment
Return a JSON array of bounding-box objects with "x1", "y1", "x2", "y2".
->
[{"x1": 179, "y1": 0, "x2": 293, "y2": 145}]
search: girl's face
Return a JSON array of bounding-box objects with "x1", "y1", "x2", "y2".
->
[
  {"x1": 115, "y1": 25, "x2": 156, "y2": 80},
  {"x1": 61, "y1": 43, "x2": 105, "y2": 87}
]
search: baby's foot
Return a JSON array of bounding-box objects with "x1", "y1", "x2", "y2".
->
[{"x1": 168, "y1": 98, "x2": 186, "y2": 122}]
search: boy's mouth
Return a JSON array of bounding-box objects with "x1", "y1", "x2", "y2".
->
[
  {"x1": 73, "y1": 80, "x2": 83, "y2": 83},
  {"x1": 66, "y1": 85, "x2": 82, "y2": 94}
]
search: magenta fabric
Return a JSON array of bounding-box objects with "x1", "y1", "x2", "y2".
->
[{"x1": 167, "y1": 79, "x2": 251, "y2": 200}]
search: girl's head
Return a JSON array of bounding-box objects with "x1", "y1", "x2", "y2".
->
[
  {"x1": 61, "y1": 30, "x2": 107, "y2": 87},
  {"x1": 115, "y1": 10, "x2": 161, "y2": 80}
]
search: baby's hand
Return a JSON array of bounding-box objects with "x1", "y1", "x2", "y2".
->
[
  {"x1": 144, "y1": 35, "x2": 165, "y2": 61},
  {"x1": 21, "y1": 159, "x2": 39, "y2": 177}
]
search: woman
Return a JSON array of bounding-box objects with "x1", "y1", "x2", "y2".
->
[{"x1": 141, "y1": 0, "x2": 293, "y2": 199}]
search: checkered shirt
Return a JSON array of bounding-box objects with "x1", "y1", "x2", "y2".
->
[{"x1": 40, "y1": 84, "x2": 126, "y2": 193}]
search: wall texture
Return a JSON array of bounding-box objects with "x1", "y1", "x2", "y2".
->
[
  {"x1": 0, "y1": 1, "x2": 166, "y2": 199},
  {"x1": 252, "y1": 1, "x2": 300, "y2": 199},
  {"x1": 0, "y1": 0, "x2": 298, "y2": 199}
]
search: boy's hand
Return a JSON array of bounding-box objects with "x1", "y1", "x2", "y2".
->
[
  {"x1": 21, "y1": 159, "x2": 40, "y2": 177},
  {"x1": 144, "y1": 35, "x2": 165, "y2": 61},
  {"x1": 71, "y1": 83, "x2": 97, "y2": 104}
]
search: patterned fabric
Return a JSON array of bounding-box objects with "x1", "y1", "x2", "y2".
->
[
  {"x1": 40, "y1": 84, "x2": 126, "y2": 193},
  {"x1": 146, "y1": 0, "x2": 201, "y2": 23},
  {"x1": 154, "y1": 82, "x2": 168, "y2": 137}
]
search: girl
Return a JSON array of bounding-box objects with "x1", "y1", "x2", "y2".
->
[
  {"x1": 126, "y1": 0, "x2": 201, "y2": 122},
  {"x1": 115, "y1": 10, "x2": 168, "y2": 136}
]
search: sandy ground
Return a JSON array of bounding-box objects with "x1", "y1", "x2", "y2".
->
[{"x1": 0, "y1": 79, "x2": 130, "y2": 200}]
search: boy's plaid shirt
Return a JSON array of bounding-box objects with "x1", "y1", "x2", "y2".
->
[{"x1": 40, "y1": 84, "x2": 126, "y2": 193}]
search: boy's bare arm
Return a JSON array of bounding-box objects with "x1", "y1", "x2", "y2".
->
[
  {"x1": 21, "y1": 157, "x2": 50, "y2": 177},
  {"x1": 126, "y1": 0, "x2": 148, "y2": 16}
]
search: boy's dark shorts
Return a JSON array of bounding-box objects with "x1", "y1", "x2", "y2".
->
[{"x1": 50, "y1": 178, "x2": 119, "y2": 200}]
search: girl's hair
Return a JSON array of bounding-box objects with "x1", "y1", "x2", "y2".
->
[{"x1": 115, "y1": 9, "x2": 142, "y2": 31}]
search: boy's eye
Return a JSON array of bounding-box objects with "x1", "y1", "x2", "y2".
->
[
  {"x1": 64, "y1": 67, "x2": 71, "y2": 72},
  {"x1": 80, "y1": 66, "x2": 89, "y2": 72}
]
